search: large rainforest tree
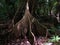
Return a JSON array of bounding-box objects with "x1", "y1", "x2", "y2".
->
[{"x1": 0, "y1": 0, "x2": 60, "y2": 45}]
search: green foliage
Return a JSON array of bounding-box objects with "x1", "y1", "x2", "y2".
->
[
  {"x1": 48, "y1": 35, "x2": 60, "y2": 42},
  {"x1": 0, "y1": 0, "x2": 58, "y2": 21},
  {"x1": 0, "y1": 0, "x2": 18, "y2": 22},
  {"x1": 48, "y1": 27, "x2": 57, "y2": 35},
  {"x1": 35, "y1": 0, "x2": 57, "y2": 16}
]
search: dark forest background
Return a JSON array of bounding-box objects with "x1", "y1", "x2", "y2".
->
[{"x1": 0, "y1": 0, "x2": 60, "y2": 45}]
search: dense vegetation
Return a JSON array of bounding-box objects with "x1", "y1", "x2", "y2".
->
[{"x1": 0, "y1": 0, "x2": 60, "y2": 45}]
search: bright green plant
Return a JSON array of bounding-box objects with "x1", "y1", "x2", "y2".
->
[{"x1": 49, "y1": 35, "x2": 60, "y2": 42}]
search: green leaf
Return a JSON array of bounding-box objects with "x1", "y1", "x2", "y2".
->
[{"x1": 50, "y1": 36, "x2": 60, "y2": 42}]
